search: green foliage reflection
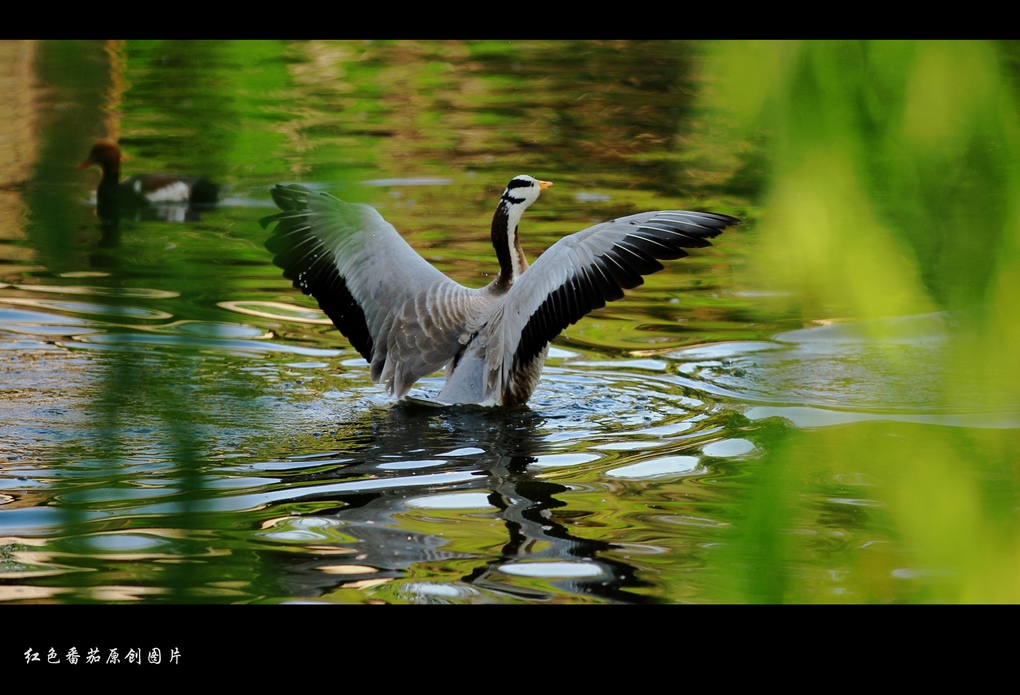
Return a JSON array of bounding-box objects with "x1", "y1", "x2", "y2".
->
[{"x1": 710, "y1": 41, "x2": 1020, "y2": 602}]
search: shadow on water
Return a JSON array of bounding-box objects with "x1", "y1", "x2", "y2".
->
[{"x1": 265, "y1": 403, "x2": 656, "y2": 604}]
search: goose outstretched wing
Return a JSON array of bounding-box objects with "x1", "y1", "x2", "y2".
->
[
  {"x1": 486, "y1": 210, "x2": 740, "y2": 395},
  {"x1": 262, "y1": 185, "x2": 481, "y2": 397}
]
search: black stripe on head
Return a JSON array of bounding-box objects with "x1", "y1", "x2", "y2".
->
[
  {"x1": 506, "y1": 178, "x2": 534, "y2": 191},
  {"x1": 501, "y1": 193, "x2": 526, "y2": 205}
]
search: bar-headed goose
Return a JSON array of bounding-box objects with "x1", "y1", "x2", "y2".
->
[{"x1": 262, "y1": 176, "x2": 739, "y2": 406}]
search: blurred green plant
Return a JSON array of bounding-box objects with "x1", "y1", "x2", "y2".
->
[{"x1": 707, "y1": 41, "x2": 1020, "y2": 602}]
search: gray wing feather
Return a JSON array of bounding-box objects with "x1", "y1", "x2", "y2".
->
[
  {"x1": 263, "y1": 185, "x2": 480, "y2": 397},
  {"x1": 485, "y1": 209, "x2": 739, "y2": 395}
]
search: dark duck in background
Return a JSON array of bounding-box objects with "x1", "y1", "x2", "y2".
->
[{"x1": 78, "y1": 140, "x2": 220, "y2": 231}]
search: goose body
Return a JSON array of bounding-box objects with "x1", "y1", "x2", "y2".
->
[
  {"x1": 78, "y1": 140, "x2": 219, "y2": 221},
  {"x1": 262, "y1": 176, "x2": 739, "y2": 406}
]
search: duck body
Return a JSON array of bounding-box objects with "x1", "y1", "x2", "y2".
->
[
  {"x1": 78, "y1": 140, "x2": 219, "y2": 221},
  {"x1": 119, "y1": 173, "x2": 220, "y2": 206},
  {"x1": 262, "y1": 176, "x2": 739, "y2": 406}
]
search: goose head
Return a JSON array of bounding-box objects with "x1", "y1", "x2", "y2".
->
[{"x1": 492, "y1": 175, "x2": 553, "y2": 291}]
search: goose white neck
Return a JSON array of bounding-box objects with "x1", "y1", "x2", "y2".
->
[
  {"x1": 492, "y1": 198, "x2": 533, "y2": 291},
  {"x1": 504, "y1": 199, "x2": 529, "y2": 277},
  {"x1": 491, "y1": 175, "x2": 550, "y2": 291}
]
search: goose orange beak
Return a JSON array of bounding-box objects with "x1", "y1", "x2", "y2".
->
[{"x1": 538, "y1": 180, "x2": 553, "y2": 192}]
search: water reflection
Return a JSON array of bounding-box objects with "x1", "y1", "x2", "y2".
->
[
  {"x1": 674, "y1": 312, "x2": 1019, "y2": 420},
  {"x1": 260, "y1": 404, "x2": 654, "y2": 603},
  {"x1": 0, "y1": 309, "x2": 745, "y2": 603}
]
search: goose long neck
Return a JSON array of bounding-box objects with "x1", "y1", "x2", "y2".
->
[{"x1": 491, "y1": 199, "x2": 528, "y2": 292}]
